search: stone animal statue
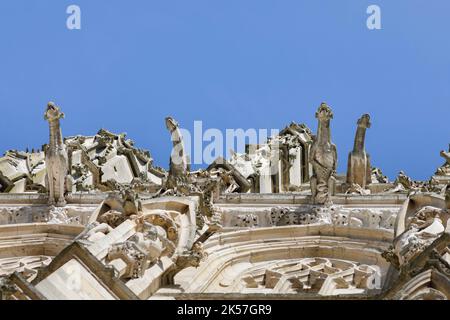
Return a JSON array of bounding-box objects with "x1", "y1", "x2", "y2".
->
[
  {"x1": 309, "y1": 103, "x2": 337, "y2": 205},
  {"x1": 347, "y1": 114, "x2": 372, "y2": 189},
  {"x1": 44, "y1": 102, "x2": 68, "y2": 206}
]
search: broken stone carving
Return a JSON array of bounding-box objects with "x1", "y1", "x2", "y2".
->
[
  {"x1": 345, "y1": 183, "x2": 371, "y2": 195},
  {"x1": 380, "y1": 191, "x2": 450, "y2": 300},
  {"x1": 105, "y1": 216, "x2": 175, "y2": 279},
  {"x1": 162, "y1": 117, "x2": 190, "y2": 194},
  {"x1": 75, "y1": 192, "x2": 203, "y2": 281},
  {"x1": 371, "y1": 167, "x2": 388, "y2": 184},
  {"x1": 436, "y1": 145, "x2": 450, "y2": 176},
  {"x1": 385, "y1": 171, "x2": 419, "y2": 193},
  {"x1": 227, "y1": 122, "x2": 313, "y2": 194},
  {"x1": 346, "y1": 114, "x2": 371, "y2": 191},
  {"x1": 0, "y1": 277, "x2": 19, "y2": 300},
  {"x1": 155, "y1": 117, "x2": 246, "y2": 231},
  {"x1": 381, "y1": 191, "x2": 450, "y2": 285},
  {"x1": 394, "y1": 205, "x2": 448, "y2": 266},
  {"x1": 385, "y1": 171, "x2": 444, "y2": 194},
  {"x1": 0, "y1": 150, "x2": 46, "y2": 193},
  {"x1": 65, "y1": 128, "x2": 163, "y2": 193},
  {"x1": 309, "y1": 103, "x2": 337, "y2": 205}
]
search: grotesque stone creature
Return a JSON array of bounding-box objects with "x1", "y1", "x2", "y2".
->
[
  {"x1": 163, "y1": 117, "x2": 190, "y2": 194},
  {"x1": 394, "y1": 205, "x2": 449, "y2": 266},
  {"x1": 44, "y1": 102, "x2": 68, "y2": 206},
  {"x1": 436, "y1": 145, "x2": 450, "y2": 176},
  {"x1": 106, "y1": 220, "x2": 175, "y2": 279},
  {"x1": 309, "y1": 103, "x2": 337, "y2": 205},
  {"x1": 347, "y1": 114, "x2": 371, "y2": 190},
  {"x1": 140, "y1": 209, "x2": 179, "y2": 242}
]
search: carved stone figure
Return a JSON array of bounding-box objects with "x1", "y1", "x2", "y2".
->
[
  {"x1": 386, "y1": 171, "x2": 415, "y2": 193},
  {"x1": 164, "y1": 117, "x2": 189, "y2": 192},
  {"x1": 394, "y1": 205, "x2": 448, "y2": 266},
  {"x1": 98, "y1": 210, "x2": 128, "y2": 228},
  {"x1": 140, "y1": 209, "x2": 179, "y2": 243},
  {"x1": 175, "y1": 242, "x2": 207, "y2": 270},
  {"x1": 345, "y1": 183, "x2": 371, "y2": 195},
  {"x1": 436, "y1": 145, "x2": 450, "y2": 176},
  {"x1": 0, "y1": 277, "x2": 18, "y2": 300},
  {"x1": 371, "y1": 167, "x2": 388, "y2": 184},
  {"x1": 270, "y1": 206, "x2": 320, "y2": 226},
  {"x1": 106, "y1": 220, "x2": 174, "y2": 279},
  {"x1": 44, "y1": 102, "x2": 68, "y2": 206},
  {"x1": 440, "y1": 146, "x2": 450, "y2": 165},
  {"x1": 4, "y1": 103, "x2": 450, "y2": 300},
  {"x1": 309, "y1": 103, "x2": 337, "y2": 205},
  {"x1": 75, "y1": 221, "x2": 114, "y2": 243},
  {"x1": 231, "y1": 213, "x2": 259, "y2": 228},
  {"x1": 347, "y1": 114, "x2": 371, "y2": 189}
]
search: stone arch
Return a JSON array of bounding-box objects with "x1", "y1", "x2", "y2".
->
[{"x1": 173, "y1": 225, "x2": 392, "y2": 298}]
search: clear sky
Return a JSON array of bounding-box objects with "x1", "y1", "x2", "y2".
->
[{"x1": 0, "y1": 1, "x2": 449, "y2": 180}]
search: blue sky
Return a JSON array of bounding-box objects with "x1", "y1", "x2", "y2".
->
[{"x1": 0, "y1": 1, "x2": 449, "y2": 180}]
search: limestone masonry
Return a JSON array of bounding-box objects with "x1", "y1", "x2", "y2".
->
[{"x1": 0, "y1": 101, "x2": 449, "y2": 300}]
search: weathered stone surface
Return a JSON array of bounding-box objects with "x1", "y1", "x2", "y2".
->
[
  {"x1": 346, "y1": 114, "x2": 371, "y2": 190},
  {"x1": 44, "y1": 102, "x2": 69, "y2": 206},
  {"x1": 0, "y1": 104, "x2": 448, "y2": 300},
  {"x1": 309, "y1": 103, "x2": 337, "y2": 205}
]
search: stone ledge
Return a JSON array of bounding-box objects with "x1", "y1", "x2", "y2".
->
[
  {"x1": 0, "y1": 193, "x2": 106, "y2": 205},
  {"x1": 216, "y1": 193, "x2": 408, "y2": 205}
]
